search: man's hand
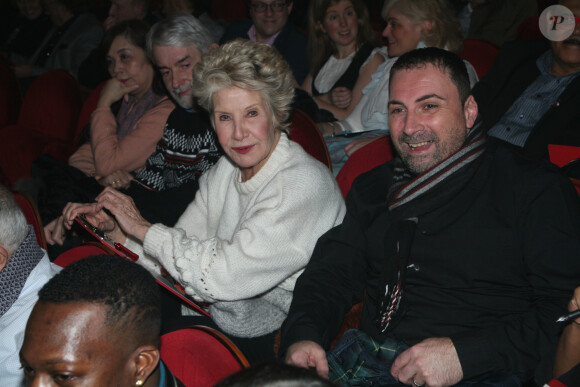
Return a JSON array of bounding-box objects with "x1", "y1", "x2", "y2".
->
[
  {"x1": 391, "y1": 337, "x2": 463, "y2": 387},
  {"x1": 285, "y1": 340, "x2": 329, "y2": 379}
]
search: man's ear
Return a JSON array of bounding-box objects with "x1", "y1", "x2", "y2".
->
[
  {"x1": 287, "y1": 1, "x2": 293, "y2": 14},
  {"x1": 0, "y1": 245, "x2": 9, "y2": 273},
  {"x1": 463, "y1": 95, "x2": 478, "y2": 130},
  {"x1": 133, "y1": 345, "x2": 160, "y2": 385},
  {"x1": 208, "y1": 43, "x2": 219, "y2": 51}
]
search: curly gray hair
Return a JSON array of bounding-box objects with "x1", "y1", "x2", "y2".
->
[{"x1": 191, "y1": 39, "x2": 295, "y2": 132}]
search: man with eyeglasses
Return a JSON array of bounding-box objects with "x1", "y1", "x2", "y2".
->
[{"x1": 220, "y1": 0, "x2": 307, "y2": 84}]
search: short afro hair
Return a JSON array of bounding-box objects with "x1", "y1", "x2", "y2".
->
[{"x1": 39, "y1": 255, "x2": 161, "y2": 345}]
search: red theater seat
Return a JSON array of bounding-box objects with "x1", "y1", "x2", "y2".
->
[{"x1": 0, "y1": 70, "x2": 82, "y2": 186}]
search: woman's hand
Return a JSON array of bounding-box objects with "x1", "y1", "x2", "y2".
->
[
  {"x1": 97, "y1": 78, "x2": 139, "y2": 108},
  {"x1": 330, "y1": 87, "x2": 352, "y2": 109},
  {"x1": 96, "y1": 187, "x2": 151, "y2": 242},
  {"x1": 45, "y1": 216, "x2": 67, "y2": 246},
  {"x1": 62, "y1": 201, "x2": 127, "y2": 244},
  {"x1": 99, "y1": 170, "x2": 134, "y2": 189}
]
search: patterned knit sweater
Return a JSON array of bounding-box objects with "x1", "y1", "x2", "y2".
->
[
  {"x1": 126, "y1": 133, "x2": 346, "y2": 337},
  {"x1": 134, "y1": 107, "x2": 221, "y2": 191}
]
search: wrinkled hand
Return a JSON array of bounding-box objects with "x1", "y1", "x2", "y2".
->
[
  {"x1": 285, "y1": 340, "x2": 329, "y2": 379},
  {"x1": 62, "y1": 201, "x2": 126, "y2": 243},
  {"x1": 98, "y1": 78, "x2": 139, "y2": 107},
  {"x1": 99, "y1": 170, "x2": 134, "y2": 189},
  {"x1": 45, "y1": 216, "x2": 67, "y2": 246},
  {"x1": 96, "y1": 187, "x2": 151, "y2": 242},
  {"x1": 391, "y1": 337, "x2": 463, "y2": 387},
  {"x1": 330, "y1": 87, "x2": 352, "y2": 109}
]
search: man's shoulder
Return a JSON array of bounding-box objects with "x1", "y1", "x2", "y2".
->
[
  {"x1": 275, "y1": 23, "x2": 307, "y2": 47},
  {"x1": 220, "y1": 19, "x2": 252, "y2": 43},
  {"x1": 347, "y1": 162, "x2": 394, "y2": 204},
  {"x1": 494, "y1": 39, "x2": 550, "y2": 68},
  {"x1": 486, "y1": 139, "x2": 571, "y2": 189}
]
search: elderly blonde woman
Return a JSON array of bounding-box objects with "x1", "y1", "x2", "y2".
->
[{"x1": 63, "y1": 39, "x2": 346, "y2": 363}]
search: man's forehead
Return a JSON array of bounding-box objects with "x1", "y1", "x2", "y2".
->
[
  {"x1": 390, "y1": 64, "x2": 452, "y2": 93},
  {"x1": 154, "y1": 45, "x2": 201, "y2": 64}
]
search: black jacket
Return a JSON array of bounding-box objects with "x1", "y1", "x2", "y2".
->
[{"x1": 280, "y1": 142, "x2": 580, "y2": 384}]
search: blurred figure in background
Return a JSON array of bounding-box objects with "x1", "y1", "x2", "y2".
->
[
  {"x1": 1, "y1": 0, "x2": 52, "y2": 62},
  {"x1": 220, "y1": 0, "x2": 308, "y2": 84},
  {"x1": 12, "y1": 0, "x2": 104, "y2": 80}
]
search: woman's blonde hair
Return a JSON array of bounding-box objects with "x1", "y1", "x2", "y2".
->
[
  {"x1": 192, "y1": 39, "x2": 295, "y2": 133},
  {"x1": 306, "y1": 0, "x2": 378, "y2": 76},
  {"x1": 382, "y1": 0, "x2": 463, "y2": 54}
]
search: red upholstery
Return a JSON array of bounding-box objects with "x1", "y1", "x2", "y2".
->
[
  {"x1": 548, "y1": 144, "x2": 580, "y2": 196},
  {"x1": 13, "y1": 191, "x2": 47, "y2": 251},
  {"x1": 53, "y1": 242, "x2": 114, "y2": 267},
  {"x1": 0, "y1": 70, "x2": 82, "y2": 186},
  {"x1": 0, "y1": 60, "x2": 22, "y2": 128},
  {"x1": 516, "y1": 16, "x2": 543, "y2": 41},
  {"x1": 289, "y1": 109, "x2": 332, "y2": 171},
  {"x1": 336, "y1": 136, "x2": 395, "y2": 198},
  {"x1": 459, "y1": 39, "x2": 500, "y2": 79},
  {"x1": 161, "y1": 325, "x2": 249, "y2": 387},
  {"x1": 210, "y1": 0, "x2": 248, "y2": 22}
]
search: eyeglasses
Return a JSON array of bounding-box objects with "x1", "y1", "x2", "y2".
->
[{"x1": 250, "y1": 1, "x2": 288, "y2": 13}]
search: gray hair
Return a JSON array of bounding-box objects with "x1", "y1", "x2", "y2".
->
[
  {"x1": 0, "y1": 185, "x2": 28, "y2": 256},
  {"x1": 146, "y1": 13, "x2": 214, "y2": 65},
  {"x1": 382, "y1": 0, "x2": 463, "y2": 54},
  {"x1": 191, "y1": 39, "x2": 295, "y2": 132}
]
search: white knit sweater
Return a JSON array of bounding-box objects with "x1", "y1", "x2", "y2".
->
[{"x1": 126, "y1": 133, "x2": 346, "y2": 337}]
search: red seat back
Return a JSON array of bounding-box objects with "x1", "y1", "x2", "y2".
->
[
  {"x1": 18, "y1": 70, "x2": 82, "y2": 141},
  {"x1": 13, "y1": 191, "x2": 47, "y2": 250},
  {"x1": 459, "y1": 39, "x2": 500, "y2": 79},
  {"x1": 161, "y1": 325, "x2": 249, "y2": 387},
  {"x1": 289, "y1": 109, "x2": 332, "y2": 171},
  {"x1": 0, "y1": 60, "x2": 22, "y2": 128},
  {"x1": 53, "y1": 242, "x2": 114, "y2": 267},
  {"x1": 336, "y1": 136, "x2": 395, "y2": 198}
]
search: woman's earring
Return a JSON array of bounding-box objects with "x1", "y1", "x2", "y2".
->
[{"x1": 136, "y1": 380, "x2": 144, "y2": 386}]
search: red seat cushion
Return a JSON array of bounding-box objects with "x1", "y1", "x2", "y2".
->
[
  {"x1": 161, "y1": 326, "x2": 248, "y2": 387},
  {"x1": 336, "y1": 136, "x2": 395, "y2": 198}
]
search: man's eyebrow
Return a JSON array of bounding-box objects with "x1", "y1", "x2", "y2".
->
[
  {"x1": 388, "y1": 100, "x2": 404, "y2": 107},
  {"x1": 175, "y1": 55, "x2": 191, "y2": 65},
  {"x1": 416, "y1": 94, "x2": 446, "y2": 102}
]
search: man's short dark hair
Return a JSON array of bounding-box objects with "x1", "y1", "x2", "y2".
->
[
  {"x1": 390, "y1": 47, "x2": 471, "y2": 104},
  {"x1": 215, "y1": 362, "x2": 337, "y2": 387},
  {"x1": 38, "y1": 255, "x2": 161, "y2": 345}
]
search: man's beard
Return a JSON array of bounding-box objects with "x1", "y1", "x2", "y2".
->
[{"x1": 171, "y1": 84, "x2": 193, "y2": 109}]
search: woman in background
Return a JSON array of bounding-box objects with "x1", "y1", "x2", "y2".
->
[
  {"x1": 43, "y1": 20, "x2": 174, "y2": 246},
  {"x1": 302, "y1": 0, "x2": 385, "y2": 121}
]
